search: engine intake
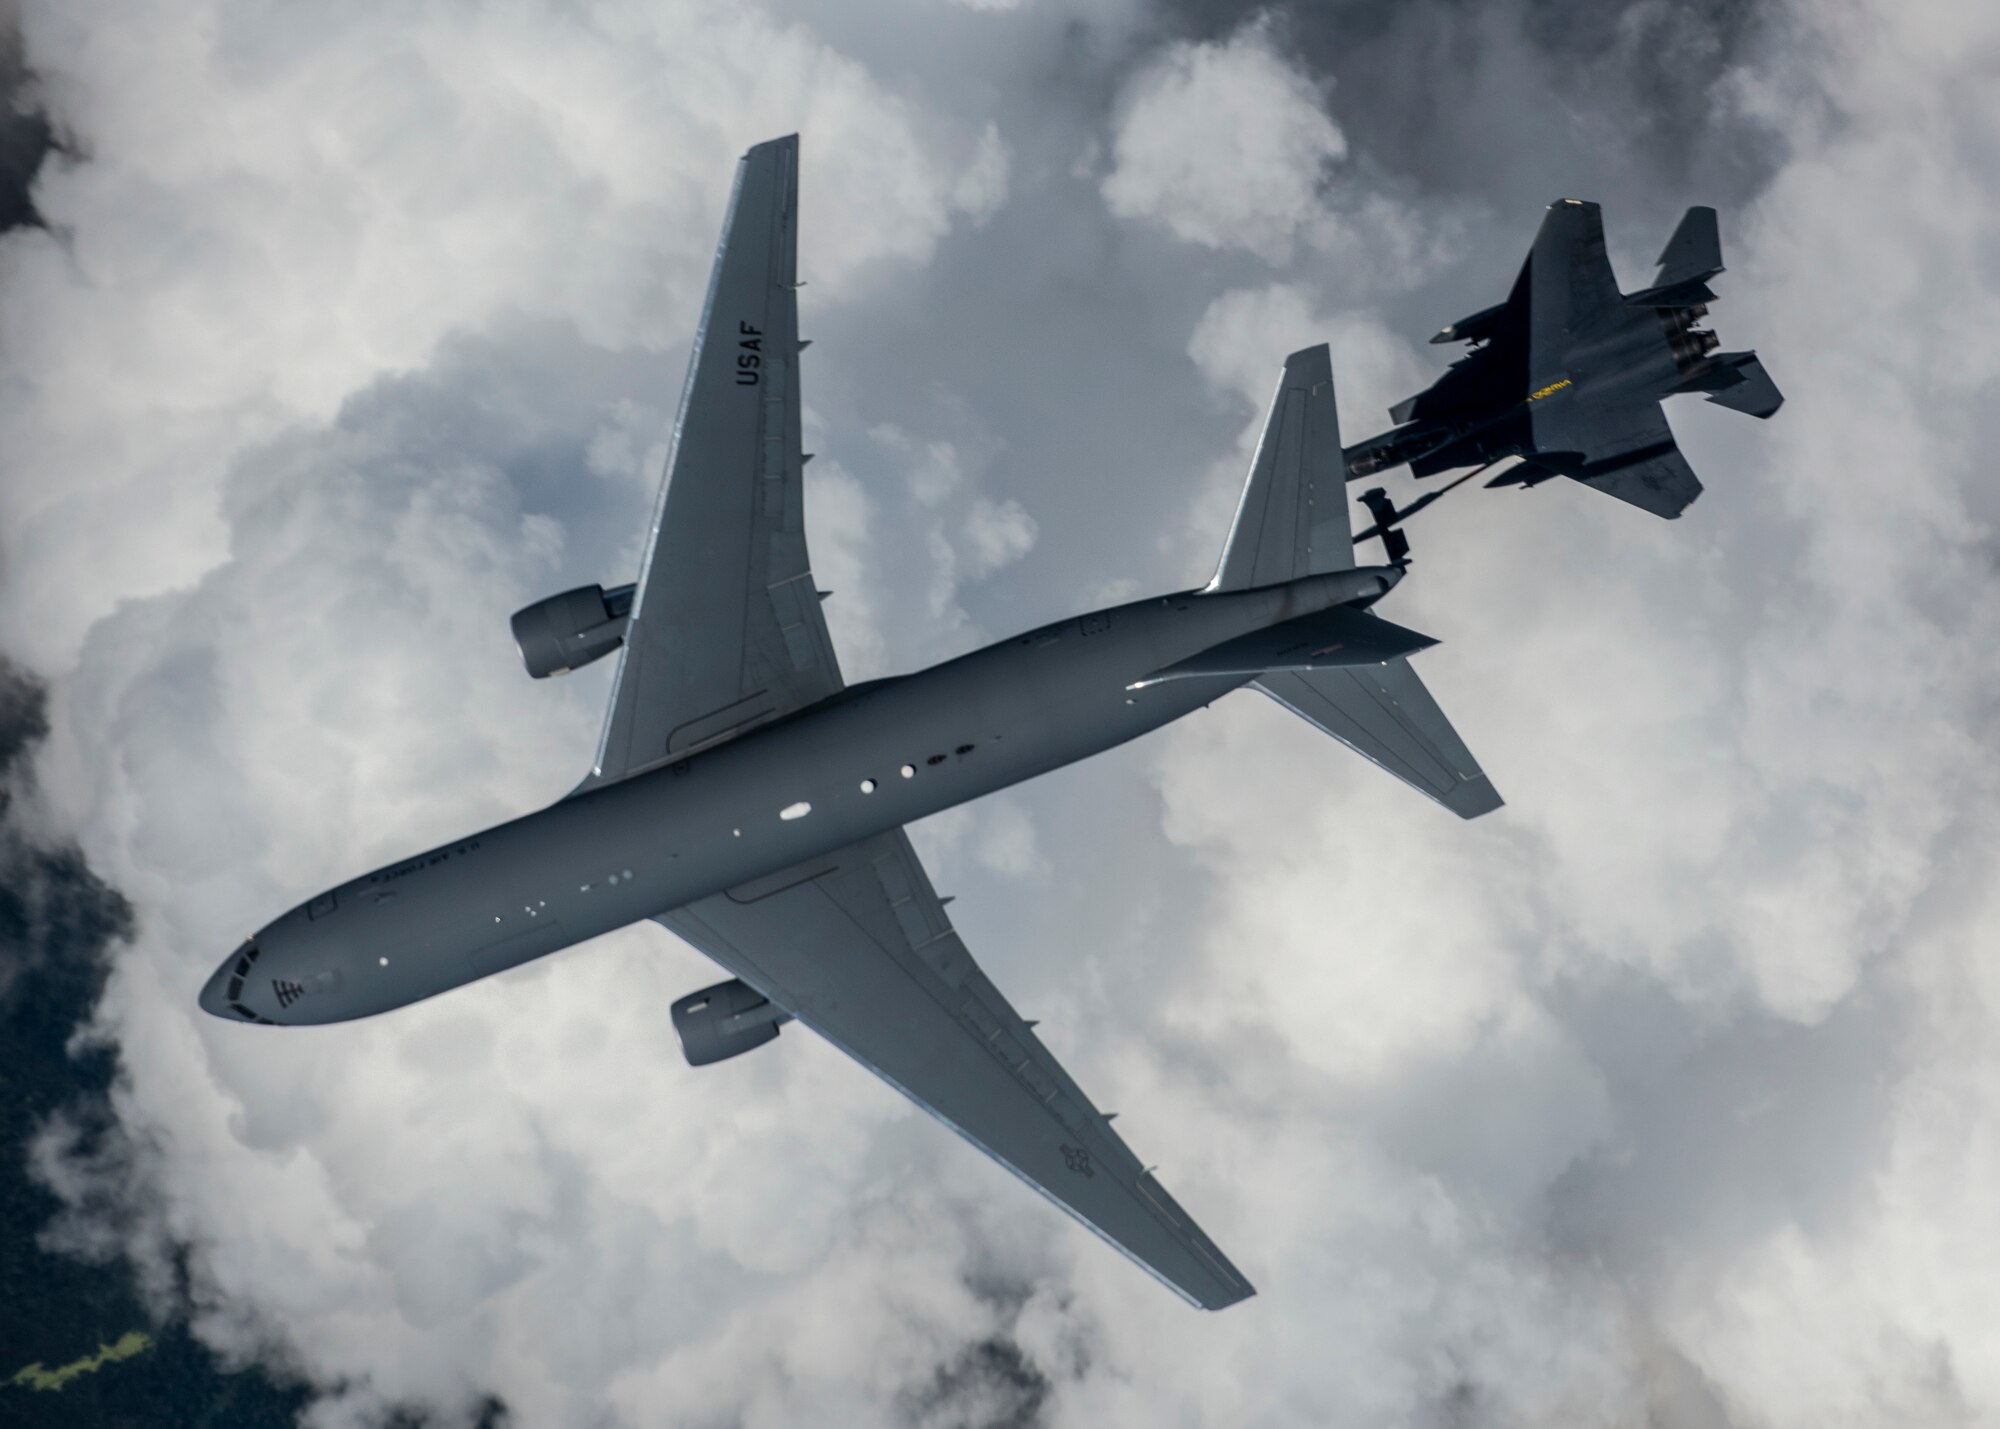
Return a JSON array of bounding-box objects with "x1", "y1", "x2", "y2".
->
[
  {"x1": 671, "y1": 979, "x2": 792, "y2": 1066},
  {"x1": 510, "y1": 582, "x2": 635, "y2": 678}
]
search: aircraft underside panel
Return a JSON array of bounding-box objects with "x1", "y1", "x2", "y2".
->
[{"x1": 653, "y1": 827, "x2": 1257, "y2": 1311}]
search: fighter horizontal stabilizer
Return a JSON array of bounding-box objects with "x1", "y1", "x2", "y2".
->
[
  {"x1": 1679, "y1": 350, "x2": 1784, "y2": 419},
  {"x1": 1129, "y1": 605, "x2": 1435, "y2": 689}
]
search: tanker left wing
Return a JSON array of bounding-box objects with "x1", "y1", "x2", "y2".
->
[
  {"x1": 583, "y1": 134, "x2": 841, "y2": 792},
  {"x1": 654, "y1": 829, "x2": 1256, "y2": 1311}
]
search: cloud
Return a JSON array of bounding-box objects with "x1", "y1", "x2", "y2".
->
[
  {"x1": 10, "y1": 0, "x2": 2000, "y2": 1426},
  {"x1": 1099, "y1": 15, "x2": 1453, "y2": 286},
  {"x1": 960, "y1": 496, "x2": 1040, "y2": 576},
  {"x1": 1153, "y1": 0, "x2": 1784, "y2": 219},
  {"x1": 0, "y1": 0, "x2": 1009, "y2": 671},
  {"x1": 0, "y1": 657, "x2": 130, "y2": 1021},
  {"x1": 1101, "y1": 19, "x2": 1347, "y2": 264},
  {"x1": 863, "y1": 419, "x2": 1038, "y2": 642}
]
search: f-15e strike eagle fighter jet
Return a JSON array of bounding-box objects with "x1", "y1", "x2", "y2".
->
[
  {"x1": 200, "y1": 136, "x2": 1502, "y2": 1311},
  {"x1": 1343, "y1": 200, "x2": 1783, "y2": 519}
]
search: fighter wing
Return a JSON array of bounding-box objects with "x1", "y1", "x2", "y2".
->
[
  {"x1": 1527, "y1": 199, "x2": 1626, "y2": 360},
  {"x1": 585, "y1": 135, "x2": 840, "y2": 790},
  {"x1": 1532, "y1": 397, "x2": 1703, "y2": 520},
  {"x1": 653, "y1": 829, "x2": 1256, "y2": 1310}
]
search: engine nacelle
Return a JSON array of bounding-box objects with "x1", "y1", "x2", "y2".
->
[
  {"x1": 671, "y1": 979, "x2": 792, "y2": 1067},
  {"x1": 510, "y1": 582, "x2": 635, "y2": 678},
  {"x1": 1667, "y1": 322, "x2": 1722, "y2": 368}
]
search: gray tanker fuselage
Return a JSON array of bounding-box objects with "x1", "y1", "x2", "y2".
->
[{"x1": 205, "y1": 569, "x2": 1395, "y2": 1026}]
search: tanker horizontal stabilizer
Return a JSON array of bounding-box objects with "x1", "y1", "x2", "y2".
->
[{"x1": 1257, "y1": 661, "x2": 1502, "y2": 819}]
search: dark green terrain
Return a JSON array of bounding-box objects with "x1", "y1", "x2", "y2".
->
[{"x1": 0, "y1": 661, "x2": 308, "y2": 1427}]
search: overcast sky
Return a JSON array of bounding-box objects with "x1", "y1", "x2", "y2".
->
[{"x1": 4, "y1": 0, "x2": 1999, "y2": 1425}]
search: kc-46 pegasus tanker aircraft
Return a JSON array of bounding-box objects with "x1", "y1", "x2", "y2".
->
[{"x1": 201, "y1": 136, "x2": 1504, "y2": 1310}]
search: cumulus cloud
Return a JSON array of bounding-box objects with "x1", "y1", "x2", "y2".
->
[
  {"x1": 1102, "y1": 19, "x2": 1347, "y2": 263},
  {"x1": 863, "y1": 419, "x2": 1039, "y2": 640},
  {"x1": 960, "y1": 495, "x2": 1040, "y2": 576},
  {"x1": 10, "y1": 0, "x2": 2000, "y2": 1426},
  {"x1": 0, "y1": 0, "x2": 1010, "y2": 670},
  {"x1": 1100, "y1": 17, "x2": 1446, "y2": 283}
]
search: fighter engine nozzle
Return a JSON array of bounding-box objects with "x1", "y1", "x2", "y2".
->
[{"x1": 1667, "y1": 322, "x2": 1723, "y2": 367}]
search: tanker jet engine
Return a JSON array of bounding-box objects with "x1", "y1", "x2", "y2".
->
[
  {"x1": 199, "y1": 136, "x2": 1502, "y2": 1311},
  {"x1": 1343, "y1": 200, "x2": 1783, "y2": 518}
]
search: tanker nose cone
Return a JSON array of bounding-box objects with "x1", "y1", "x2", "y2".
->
[
  {"x1": 197, "y1": 961, "x2": 232, "y2": 1018},
  {"x1": 199, "y1": 940, "x2": 273, "y2": 1024}
]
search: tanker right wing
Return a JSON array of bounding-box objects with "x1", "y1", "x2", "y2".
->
[{"x1": 655, "y1": 829, "x2": 1255, "y2": 1310}]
